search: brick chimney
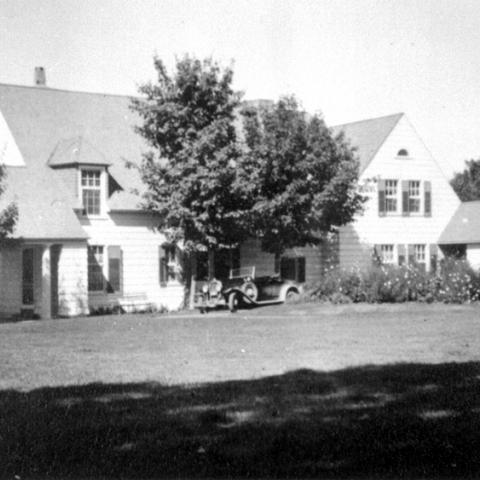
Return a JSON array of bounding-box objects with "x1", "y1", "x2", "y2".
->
[{"x1": 34, "y1": 67, "x2": 46, "y2": 86}]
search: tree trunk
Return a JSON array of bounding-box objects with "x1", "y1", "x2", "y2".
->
[
  {"x1": 208, "y1": 249, "x2": 215, "y2": 280},
  {"x1": 188, "y1": 253, "x2": 197, "y2": 310}
]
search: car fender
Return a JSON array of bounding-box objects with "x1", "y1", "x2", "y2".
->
[
  {"x1": 223, "y1": 287, "x2": 257, "y2": 305},
  {"x1": 278, "y1": 284, "x2": 301, "y2": 302}
]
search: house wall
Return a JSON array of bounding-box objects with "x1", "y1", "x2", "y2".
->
[
  {"x1": 80, "y1": 211, "x2": 184, "y2": 311},
  {"x1": 240, "y1": 239, "x2": 276, "y2": 277},
  {"x1": 339, "y1": 116, "x2": 461, "y2": 270},
  {"x1": 467, "y1": 244, "x2": 480, "y2": 270},
  {"x1": 57, "y1": 241, "x2": 89, "y2": 316},
  {"x1": 240, "y1": 238, "x2": 333, "y2": 284}
]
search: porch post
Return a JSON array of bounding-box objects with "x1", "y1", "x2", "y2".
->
[{"x1": 41, "y1": 244, "x2": 51, "y2": 319}]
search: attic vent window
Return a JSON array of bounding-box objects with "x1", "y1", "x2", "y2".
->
[{"x1": 397, "y1": 149, "x2": 409, "y2": 157}]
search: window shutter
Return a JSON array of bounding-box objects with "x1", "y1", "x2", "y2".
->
[
  {"x1": 280, "y1": 257, "x2": 296, "y2": 281},
  {"x1": 430, "y1": 244, "x2": 438, "y2": 273},
  {"x1": 408, "y1": 244, "x2": 415, "y2": 265},
  {"x1": 424, "y1": 181, "x2": 432, "y2": 216},
  {"x1": 402, "y1": 180, "x2": 410, "y2": 216},
  {"x1": 274, "y1": 253, "x2": 280, "y2": 274},
  {"x1": 397, "y1": 244, "x2": 406, "y2": 265},
  {"x1": 297, "y1": 257, "x2": 306, "y2": 283},
  {"x1": 378, "y1": 179, "x2": 386, "y2": 217},
  {"x1": 159, "y1": 246, "x2": 167, "y2": 285},
  {"x1": 107, "y1": 246, "x2": 122, "y2": 293},
  {"x1": 373, "y1": 244, "x2": 381, "y2": 264}
]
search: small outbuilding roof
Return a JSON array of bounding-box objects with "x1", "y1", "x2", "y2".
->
[{"x1": 438, "y1": 201, "x2": 480, "y2": 245}]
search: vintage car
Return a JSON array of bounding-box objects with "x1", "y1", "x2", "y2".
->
[{"x1": 193, "y1": 266, "x2": 302, "y2": 313}]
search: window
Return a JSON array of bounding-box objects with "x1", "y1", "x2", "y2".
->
[
  {"x1": 385, "y1": 180, "x2": 398, "y2": 212},
  {"x1": 397, "y1": 149, "x2": 409, "y2": 156},
  {"x1": 408, "y1": 180, "x2": 421, "y2": 213},
  {"x1": 414, "y1": 244, "x2": 426, "y2": 263},
  {"x1": 81, "y1": 170, "x2": 102, "y2": 215},
  {"x1": 380, "y1": 244, "x2": 394, "y2": 264},
  {"x1": 280, "y1": 256, "x2": 306, "y2": 283},
  {"x1": 88, "y1": 245, "x2": 122, "y2": 293},
  {"x1": 160, "y1": 245, "x2": 181, "y2": 284},
  {"x1": 88, "y1": 246, "x2": 104, "y2": 291}
]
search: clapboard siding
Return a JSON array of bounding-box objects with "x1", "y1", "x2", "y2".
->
[
  {"x1": 240, "y1": 239, "x2": 336, "y2": 283},
  {"x1": 57, "y1": 242, "x2": 89, "y2": 316},
  {"x1": 340, "y1": 116, "x2": 460, "y2": 269},
  {"x1": 240, "y1": 239, "x2": 276, "y2": 276},
  {"x1": 81, "y1": 211, "x2": 184, "y2": 311},
  {"x1": 467, "y1": 244, "x2": 480, "y2": 270}
]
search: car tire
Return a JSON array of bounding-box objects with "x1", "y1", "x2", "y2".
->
[
  {"x1": 228, "y1": 292, "x2": 239, "y2": 313},
  {"x1": 285, "y1": 289, "x2": 300, "y2": 303}
]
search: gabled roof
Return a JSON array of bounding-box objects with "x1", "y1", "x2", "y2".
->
[
  {"x1": 331, "y1": 113, "x2": 404, "y2": 174},
  {"x1": 438, "y1": 201, "x2": 480, "y2": 244}
]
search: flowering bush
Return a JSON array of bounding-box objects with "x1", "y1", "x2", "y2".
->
[{"x1": 305, "y1": 259, "x2": 480, "y2": 304}]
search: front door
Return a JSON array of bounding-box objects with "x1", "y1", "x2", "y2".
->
[{"x1": 22, "y1": 248, "x2": 34, "y2": 306}]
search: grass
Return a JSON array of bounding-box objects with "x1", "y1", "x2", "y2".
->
[{"x1": 0, "y1": 302, "x2": 480, "y2": 478}]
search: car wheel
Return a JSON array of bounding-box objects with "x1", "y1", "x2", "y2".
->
[
  {"x1": 241, "y1": 281, "x2": 258, "y2": 302},
  {"x1": 285, "y1": 289, "x2": 300, "y2": 303},
  {"x1": 228, "y1": 292, "x2": 239, "y2": 312}
]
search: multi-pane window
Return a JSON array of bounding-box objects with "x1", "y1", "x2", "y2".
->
[
  {"x1": 408, "y1": 180, "x2": 421, "y2": 213},
  {"x1": 385, "y1": 180, "x2": 398, "y2": 212},
  {"x1": 414, "y1": 244, "x2": 426, "y2": 263},
  {"x1": 88, "y1": 246, "x2": 104, "y2": 291},
  {"x1": 160, "y1": 245, "x2": 180, "y2": 284},
  {"x1": 81, "y1": 170, "x2": 101, "y2": 215},
  {"x1": 380, "y1": 244, "x2": 394, "y2": 263}
]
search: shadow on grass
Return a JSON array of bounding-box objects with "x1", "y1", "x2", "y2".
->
[{"x1": 1, "y1": 362, "x2": 480, "y2": 478}]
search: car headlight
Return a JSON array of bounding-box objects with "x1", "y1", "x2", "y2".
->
[{"x1": 209, "y1": 280, "x2": 223, "y2": 295}]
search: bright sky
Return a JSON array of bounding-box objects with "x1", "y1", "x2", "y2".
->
[{"x1": 2, "y1": 0, "x2": 480, "y2": 177}]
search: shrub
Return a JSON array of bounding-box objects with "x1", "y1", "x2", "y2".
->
[{"x1": 305, "y1": 259, "x2": 480, "y2": 304}]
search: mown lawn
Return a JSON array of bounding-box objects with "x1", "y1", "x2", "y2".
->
[{"x1": 1, "y1": 303, "x2": 480, "y2": 478}]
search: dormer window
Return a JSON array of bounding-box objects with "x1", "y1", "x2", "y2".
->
[
  {"x1": 397, "y1": 148, "x2": 409, "y2": 157},
  {"x1": 81, "y1": 169, "x2": 102, "y2": 215}
]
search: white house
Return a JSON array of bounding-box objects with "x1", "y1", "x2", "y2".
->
[
  {"x1": 0, "y1": 70, "x2": 467, "y2": 319},
  {"x1": 240, "y1": 113, "x2": 462, "y2": 278},
  {"x1": 332, "y1": 113, "x2": 461, "y2": 271},
  {"x1": 0, "y1": 71, "x2": 184, "y2": 319}
]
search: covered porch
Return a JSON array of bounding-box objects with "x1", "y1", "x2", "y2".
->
[{"x1": 0, "y1": 241, "x2": 88, "y2": 320}]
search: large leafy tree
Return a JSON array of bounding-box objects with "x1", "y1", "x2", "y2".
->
[
  {"x1": 131, "y1": 56, "x2": 252, "y2": 260},
  {"x1": 450, "y1": 159, "x2": 480, "y2": 201},
  {"x1": 0, "y1": 165, "x2": 17, "y2": 239},
  {"x1": 240, "y1": 96, "x2": 364, "y2": 256}
]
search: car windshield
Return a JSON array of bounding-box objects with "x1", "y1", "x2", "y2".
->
[{"x1": 229, "y1": 266, "x2": 256, "y2": 279}]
